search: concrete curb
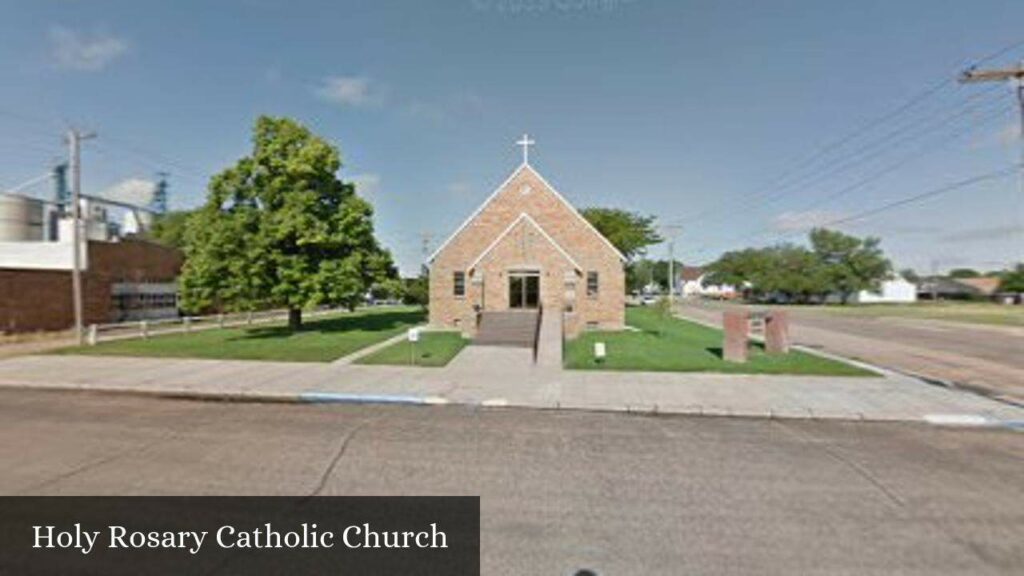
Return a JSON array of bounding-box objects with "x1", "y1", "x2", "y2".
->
[
  {"x1": 299, "y1": 392, "x2": 448, "y2": 405},
  {"x1": 2, "y1": 379, "x2": 1018, "y2": 429}
]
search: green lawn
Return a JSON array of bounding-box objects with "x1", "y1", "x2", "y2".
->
[
  {"x1": 565, "y1": 307, "x2": 873, "y2": 376},
  {"x1": 54, "y1": 307, "x2": 426, "y2": 362},
  {"x1": 355, "y1": 331, "x2": 469, "y2": 367}
]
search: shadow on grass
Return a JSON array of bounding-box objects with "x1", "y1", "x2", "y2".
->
[
  {"x1": 705, "y1": 341, "x2": 766, "y2": 360},
  {"x1": 229, "y1": 309, "x2": 426, "y2": 342}
]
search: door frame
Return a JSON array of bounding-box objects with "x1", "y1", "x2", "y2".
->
[{"x1": 507, "y1": 270, "x2": 541, "y2": 309}]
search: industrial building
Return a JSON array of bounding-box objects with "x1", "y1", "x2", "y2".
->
[{"x1": 0, "y1": 170, "x2": 182, "y2": 334}]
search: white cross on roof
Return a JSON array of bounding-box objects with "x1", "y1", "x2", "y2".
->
[{"x1": 516, "y1": 133, "x2": 535, "y2": 165}]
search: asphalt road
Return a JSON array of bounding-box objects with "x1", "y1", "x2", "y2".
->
[
  {"x1": 2, "y1": 389, "x2": 1023, "y2": 575},
  {"x1": 679, "y1": 301, "x2": 1024, "y2": 402}
]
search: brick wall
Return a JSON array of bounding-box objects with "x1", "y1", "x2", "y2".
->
[{"x1": 0, "y1": 238, "x2": 183, "y2": 333}]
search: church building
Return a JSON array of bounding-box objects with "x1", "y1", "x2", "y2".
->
[{"x1": 428, "y1": 136, "x2": 626, "y2": 343}]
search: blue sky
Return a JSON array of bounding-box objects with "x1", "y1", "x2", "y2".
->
[{"x1": 1, "y1": 0, "x2": 1022, "y2": 275}]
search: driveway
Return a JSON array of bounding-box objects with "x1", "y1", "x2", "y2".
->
[
  {"x1": 2, "y1": 389, "x2": 1023, "y2": 575},
  {"x1": 678, "y1": 301, "x2": 1024, "y2": 403}
]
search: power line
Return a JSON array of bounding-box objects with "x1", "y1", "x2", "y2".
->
[
  {"x1": 676, "y1": 38, "x2": 1024, "y2": 227},
  {"x1": 704, "y1": 95, "x2": 1014, "y2": 251},
  {"x1": 758, "y1": 86, "x2": 1004, "y2": 199},
  {"x1": 792, "y1": 165, "x2": 1021, "y2": 233},
  {"x1": 777, "y1": 98, "x2": 1015, "y2": 217},
  {"x1": 695, "y1": 102, "x2": 1016, "y2": 254},
  {"x1": 682, "y1": 86, "x2": 1005, "y2": 230}
]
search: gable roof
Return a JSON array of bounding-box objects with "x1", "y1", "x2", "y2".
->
[
  {"x1": 954, "y1": 277, "x2": 1001, "y2": 296},
  {"x1": 468, "y1": 212, "x2": 582, "y2": 273},
  {"x1": 427, "y1": 162, "x2": 627, "y2": 264},
  {"x1": 680, "y1": 266, "x2": 703, "y2": 282}
]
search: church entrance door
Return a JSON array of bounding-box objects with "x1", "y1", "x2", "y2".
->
[{"x1": 508, "y1": 271, "x2": 540, "y2": 309}]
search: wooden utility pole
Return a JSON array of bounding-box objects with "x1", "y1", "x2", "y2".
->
[
  {"x1": 660, "y1": 224, "x2": 684, "y2": 304},
  {"x1": 66, "y1": 128, "x2": 96, "y2": 345},
  {"x1": 960, "y1": 63, "x2": 1024, "y2": 198}
]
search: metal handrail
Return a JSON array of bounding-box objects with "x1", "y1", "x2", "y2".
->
[{"x1": 532, "y1": 303, "x2": 543, "y2": 363}]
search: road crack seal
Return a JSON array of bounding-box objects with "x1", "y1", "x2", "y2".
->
[
  {"x1": 308, "y1": 414, "x2": 379, "y2": 496},
  {"x1": 773, "y1": 421, "x2": 906, "y2": 509}
]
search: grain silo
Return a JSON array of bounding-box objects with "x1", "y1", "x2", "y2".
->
[{"x1": 0, "y1": 195, "x2": 45, "y2": 241}]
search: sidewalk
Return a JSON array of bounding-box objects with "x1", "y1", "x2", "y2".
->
[{"x1": 0, "y1": 351, "x2": 1021, "y2": 425}]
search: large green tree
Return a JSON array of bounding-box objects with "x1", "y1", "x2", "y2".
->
[
  {"x1": 809, "y1": 228, "x2": 891, "y2": 304},
  {"x1": 580, "y1": 207, "x2": 662, "y2": 261},
  {"x1": 707, "y1": 230, "x2": 892, "y2": 304},
  {"x1": 179, "y1": 116, "x2": 394, "y2": 329},
  {"x1": 948, "y1": 268, "x2": 980, "y2": 279},
  {"x1": 146, "y1": 210, "x2": 195, "y2": 248},
  {"x1": 998, "y1": 263, "x2": 1024, "y2": 293},
  {"x1": 705, "y1": 245, "x2": 830, "y2": 303},
  {"x1": 627, "y1": 258, "x2": 683, "y2": 292}
]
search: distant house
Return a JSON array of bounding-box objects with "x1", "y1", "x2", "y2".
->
[
  {"x1": 678, "y1": 266, "x2": 737, "y2": 299},
  {"x1": 848, "y1": 277, "x2": 918, "y2": 304},
  {"x1": 953, "y1": 277, "x2": 1001, "y2": 298},
  {"x1": 917, "y1": 277, "x2": 984, "y2": 300}
]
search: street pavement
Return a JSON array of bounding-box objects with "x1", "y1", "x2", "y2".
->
[
  {"x1": 0, "y1": 351, "x2": 1022, "y2": 423},
  {"x1": 1, "y1": 389, "x2": 1022, "y2": 575},
  {"x1": 678, "y1": 301, "x2": 1024, "y2": 404}
]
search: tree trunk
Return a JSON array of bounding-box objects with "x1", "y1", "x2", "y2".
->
[{"x1": 288, "y1": 308, "x2": 302, "y2": 331}]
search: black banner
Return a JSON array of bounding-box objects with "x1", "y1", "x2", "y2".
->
[{"x1": 0, "y1": 497, "x2": 479, "y2": 575}]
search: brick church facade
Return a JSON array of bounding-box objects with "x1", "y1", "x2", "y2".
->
[{"x1": 428, "y1": 150, "x2": 625, "y2": 339}]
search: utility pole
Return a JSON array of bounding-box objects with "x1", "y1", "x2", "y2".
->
[
  {"x1": 418, "y1": 231, "x2": 435, "y2": 277},
  {"x1": 660, "y1": 224, "x2": 684, "y2": 305},
  {"x1": 960, "y1": 62, "x2": 1024, "y2": 205},
  {"x1": 66, "y1": 128, "x2": 96, "y2": 345},
  {"x1": 419, "y1": 231, "x2": 435, "y2": 259}
]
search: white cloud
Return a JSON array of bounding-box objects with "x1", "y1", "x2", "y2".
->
[
  {"x1": 98, "y1": 178, "x2": 156, "y2": 206},
  {"x1": 49, "y1": 26, "x2": 128, "y2": 71},
  {"x1": 772, "y1": 210, "x2": 845, "y2": 232},
  {"x1": 316, "y1": 76, "x2": 378, "y2": 107},
  {"x1": 350, "y1": 173, "x2": 381, "y2": 199}
]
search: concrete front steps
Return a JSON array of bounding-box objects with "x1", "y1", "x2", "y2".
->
[{"x1": 474, "y1": 310, "x2": 539, "y2": 348}]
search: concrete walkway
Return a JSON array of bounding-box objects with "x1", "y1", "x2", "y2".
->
[{"x1": 0, "y1": 350, "x2": 1021, "y2": 425}]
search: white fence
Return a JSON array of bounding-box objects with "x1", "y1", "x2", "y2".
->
[{"x1": 86, "y1": 307, "x2": 348, "y2": 345}]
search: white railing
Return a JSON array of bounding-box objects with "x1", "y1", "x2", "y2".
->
[{"x1": 85, "y1": 307, "x2": 350, "y2": 345}]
